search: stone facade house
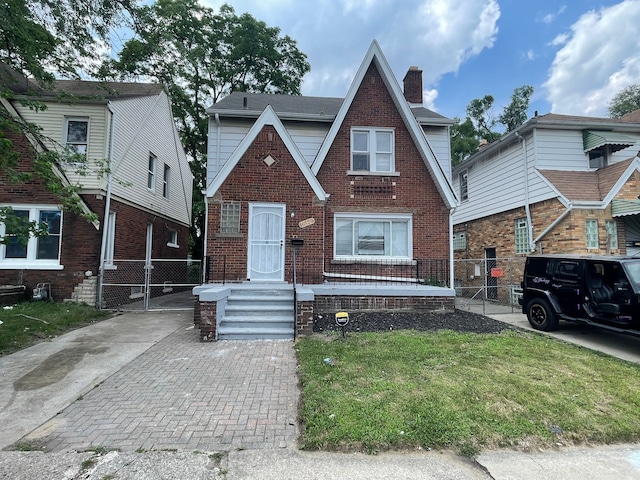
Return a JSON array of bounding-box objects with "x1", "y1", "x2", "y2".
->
[
  {"x1": 194, "y1": 41, "x2": 458, "y2": 340},
  {"x1": 0, "y1": 71, "x2": 193, "y2": 306}
]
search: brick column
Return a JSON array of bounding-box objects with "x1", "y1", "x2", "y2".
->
[
  {"x1": 198, "y1": 301, "x2": 217, "y2": 341},
  {"x1": 296, "y1": 300, "x2": 314, "y2": 337}
]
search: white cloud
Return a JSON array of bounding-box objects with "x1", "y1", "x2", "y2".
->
[
  {"x1": 423, "y1": 88, "x2": 439, "y2": 111},
  {"x1": 549, "y1": 33, "x2": 569, "y2": 47},
  {"x1": 540, "y1": 5, "x2": 567, "y2": 24},
  {"x1": 544, "y1": 0, "x2": 640, "y2": 116}
]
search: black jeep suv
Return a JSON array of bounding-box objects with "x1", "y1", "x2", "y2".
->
[{"x1": 521, "y1": 255, "x2": 640, "y2": 333}]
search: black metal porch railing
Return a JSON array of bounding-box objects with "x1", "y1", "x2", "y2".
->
[{"x1": 322, "y1": 258, "x2": 450, "y2": 286}]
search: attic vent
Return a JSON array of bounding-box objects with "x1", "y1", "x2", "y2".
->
[{"x1": 263, "y1": 155, "x2": 276, "y2": 167}]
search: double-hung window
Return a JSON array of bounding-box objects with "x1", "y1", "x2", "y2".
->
[
  {"x1": 148, "y1": 153, "x2": 157, "y2": 192},
  {"x1": 0, "y1": 206, "x2": 63, "y2": 269},
  {"x1": 163, "y1": 164, "x2": 170, "y2": 198},
  {"x1": 351, "y1": 128, "x2": 394, "y2": 173},
  {"x1": 335, "y1": 214, "x2": 411, "y2": 259},
  {"x1": 63, "y1": 117, "x2": 89, "y2": 159}
]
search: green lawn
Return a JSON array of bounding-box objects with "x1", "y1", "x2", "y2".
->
[
  {"x1": 296, "y1": 329, "x2": 640, "y2": 455},
  {"x1": 0, "y1": 301, "x2": 111, "y2": 356}
]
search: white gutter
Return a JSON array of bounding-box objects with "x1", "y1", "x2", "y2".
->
[
  {"x1": 97, "y1": 101, "x2": 115, "y2": 307},
  {"x1": 515, "y1": 132, "x2": 534, "y2": 252},
  {"x1": 202, "y1": 188, "x2": 208, "y2": 284}
]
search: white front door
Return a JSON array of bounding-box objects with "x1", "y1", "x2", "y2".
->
[{"x1": 248, "y1": 203, "x2": 285, "y2": 281}]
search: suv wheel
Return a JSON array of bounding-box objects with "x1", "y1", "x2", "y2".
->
[{"x1": 526, "y1": 299, "x2": 559, "y2": 331}]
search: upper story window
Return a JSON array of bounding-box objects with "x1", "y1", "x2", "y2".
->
[
  {"x1": 335, "y1": 213, "x2": 411, "y2": 259},
  {"x1": 351, "y1": 128, "x2": 394, "y2": 173},
  {"x1": 63, "y1": 117, "x2": 89, "y2": 158},
  {"x1": 459, "y1": 170, "x2": 468, "y2": 201},
  {"x1": 588, "y1": 146, "x2": 607, "y2": 169},
  {"x1": 163, "y1": 164, "x2": 170, "y2": 198},
  {"x1": 0, "y1": 206, "x2": 62, "y2": 269},
  {"x1": 148, "y1": 153, "x2": 157, "y2": 192}
]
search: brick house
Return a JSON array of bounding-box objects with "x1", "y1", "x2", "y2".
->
[
  {"x1": 194, "y1": 40, "x2": 458, "y2": 340},
  {"x1": 451, "y1": 111, "x2": 640, "y2": 301},
  {"x1": 0, "y1": 72, "x2": 193, "y2": 305}
]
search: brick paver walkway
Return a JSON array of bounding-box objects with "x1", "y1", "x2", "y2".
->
[{"x1": 34, "y1": 325, "x2": 299, "y2": 453}]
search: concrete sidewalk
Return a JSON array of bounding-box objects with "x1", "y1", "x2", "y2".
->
[{"x1": 1, "y1": 310, "x2": 640, "y2": 479}]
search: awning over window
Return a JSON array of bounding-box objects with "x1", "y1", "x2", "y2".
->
[
  {"x1": 612, "y1": 199, "x2": 640, "y2": 217},
  {"x1": 583, "y1": 130, "x2": 636, "y2": 153}
]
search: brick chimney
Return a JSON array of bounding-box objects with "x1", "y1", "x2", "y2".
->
[{"x1": 403, "y1": 66, "x2": 423, "y2": 104}]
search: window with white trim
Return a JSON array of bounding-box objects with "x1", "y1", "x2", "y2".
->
[
  {"x1": 167, "y1": 228, "x2": 178, "y2": 247},
  {"x1": 148, "y1": 153, "x2": 157, "y2": 192},
  {"x1": 586, "y1": 219, "x2": 599, "y2": 249},
  {"x1": 459, "y1": 170, "x2": 468, "y2": 201},
  {"x1": 514, "y1": 217, "x2": 530, "y2": 254},
  {"x1": 453, "y1": 231, "x2": 466, "y2": 251},
  {"x1": 163, "y1": 164, "x2": 170, "y2": 198},
  {"x1": 220, "y1": 202, "x2": 241, "y2": 234},
  {"x1": 351, "y1": 128, "x2": 394, "y2": 173},
  {"x1": 0, "y1": 206, "x2": 62, "y2": 268},
  {"x1": 605, "y1": 220, "x2": 618, "y2": 250},
  {"x1": 335, "y1": 214, "x2": 411, "y2": 259},
  {"x1": 63, "y1": 117, "x2": 88, "y2": 157}
]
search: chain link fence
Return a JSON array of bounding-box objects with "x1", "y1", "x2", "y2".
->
[
  {"x1": 453, "y1": 257, "x2": 527, "y2": 315},
  {"x1": 100, "y1": 259, "x2": 202, "y2": 310}
]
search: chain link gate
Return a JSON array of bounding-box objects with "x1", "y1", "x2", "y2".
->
[
  {"x1": 99, "y1": 259, "x2": 202, "y2": 311},
  {"x1": 453, "y1": 257, "x2": 527, "y2": 315}
]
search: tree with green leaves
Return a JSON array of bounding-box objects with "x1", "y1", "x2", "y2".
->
[
  {"x1": 452, "y1": 85, "x2": 534, "y2": 166},
  {"x1": 100, "y1": 1, "x2": 310, "y2": 259},
  {"x1": 0, "y1": 0, "x2": 138, "y2": 244},
  {"x1": 608, "y1": 84, "x2": 640, "y2": 118}
]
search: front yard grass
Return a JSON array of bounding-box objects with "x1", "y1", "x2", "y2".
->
[
  {"x1": 0, "y1": 301, "x2": 111, "y2": 356},
  {"x1": 296, "y1": 329, "x2": 640, "y2": 455}
]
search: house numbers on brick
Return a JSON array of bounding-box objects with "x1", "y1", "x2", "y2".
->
[{"x1": 298, "y1": 218, "x2": 316, "y2": 229}]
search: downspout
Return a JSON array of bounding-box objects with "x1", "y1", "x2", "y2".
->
[
  {"x1": 97, "y1": 101, "x2": 115, "y2": 308},
  {"x1": 214, "y1": 113, "x2": 221, "y2": 176},
  {"x1": 449, "y1": 206, "x2": 456, "y2": 289},
  {"x1": 202, "y1": 188, "x2": 208, "y2": 284},
  {"x1": 515, "y1": 132, "x2": 534, "y2": 252},
  {"x1": 533, "y1": 204, "x2": 573, "y2": 249}
]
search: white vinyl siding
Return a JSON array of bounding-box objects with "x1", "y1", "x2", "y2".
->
[
  {"x1": 422, "y1": 125, "x2": 452, "y2": 180},
  {"x1": 0, "y1": 206, "x2": 63, "y2": 269},
  {"x1": 334, "y1": 213, "x2": 411, "y2": 259},
  {"x1": 109, "y1": 93, "x2": 193, "y2": 226},
  {"x1": 586, "y1": 219, "x2": 599, "y2": 249}
]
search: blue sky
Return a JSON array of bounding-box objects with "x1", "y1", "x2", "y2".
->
[{"x1": 205, "y1": 0, "x2": 640, "y2": 128}]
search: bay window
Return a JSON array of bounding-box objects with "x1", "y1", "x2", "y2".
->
[{"x1": 335, "y1": 214, "x2": 411, "y2": 259}]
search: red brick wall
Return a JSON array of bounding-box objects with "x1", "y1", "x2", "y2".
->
[
  {"x1": 1, "y1": 129, "x2": 189, "y2": 301},
  {"x1": 207, "y1": 125, "x2": 325, "y2": 283},
  {"x1": 316, "y1": 62, "x2": 450, "y2": 272}
]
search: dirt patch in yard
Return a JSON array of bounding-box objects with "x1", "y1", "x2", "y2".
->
[{"x1": 313, "y1": 309, "x2": 514, "y2": 335}]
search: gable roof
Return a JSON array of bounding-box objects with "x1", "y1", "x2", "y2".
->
[
  {"x1": 455, "y1": 112, "x2": 640, "y2": 175},
  {"x1": 308, "y1": 40, "x2": 457, "y2": 209},
  {"x1": 539, "y1": 157, "x2": 640, "y2": 203},
  {"x1": 205, "y1": 105, "x2": 328, "y2": 201},
  {"x1": 207, "y1": 91, "x2": 452, "y2": 126}
]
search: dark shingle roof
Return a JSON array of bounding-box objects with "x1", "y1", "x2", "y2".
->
[{"x1": 208, "y1": 91, "x2": 451, "y2": 123}]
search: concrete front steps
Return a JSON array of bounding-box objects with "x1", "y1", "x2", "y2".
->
[{"x1": 218, "y1": 283, "x2": 295, "y2": 340}]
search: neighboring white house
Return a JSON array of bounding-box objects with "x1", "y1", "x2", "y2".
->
[{"x1": 0, "y1": 73, "x2": 193, "y2": 305}]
